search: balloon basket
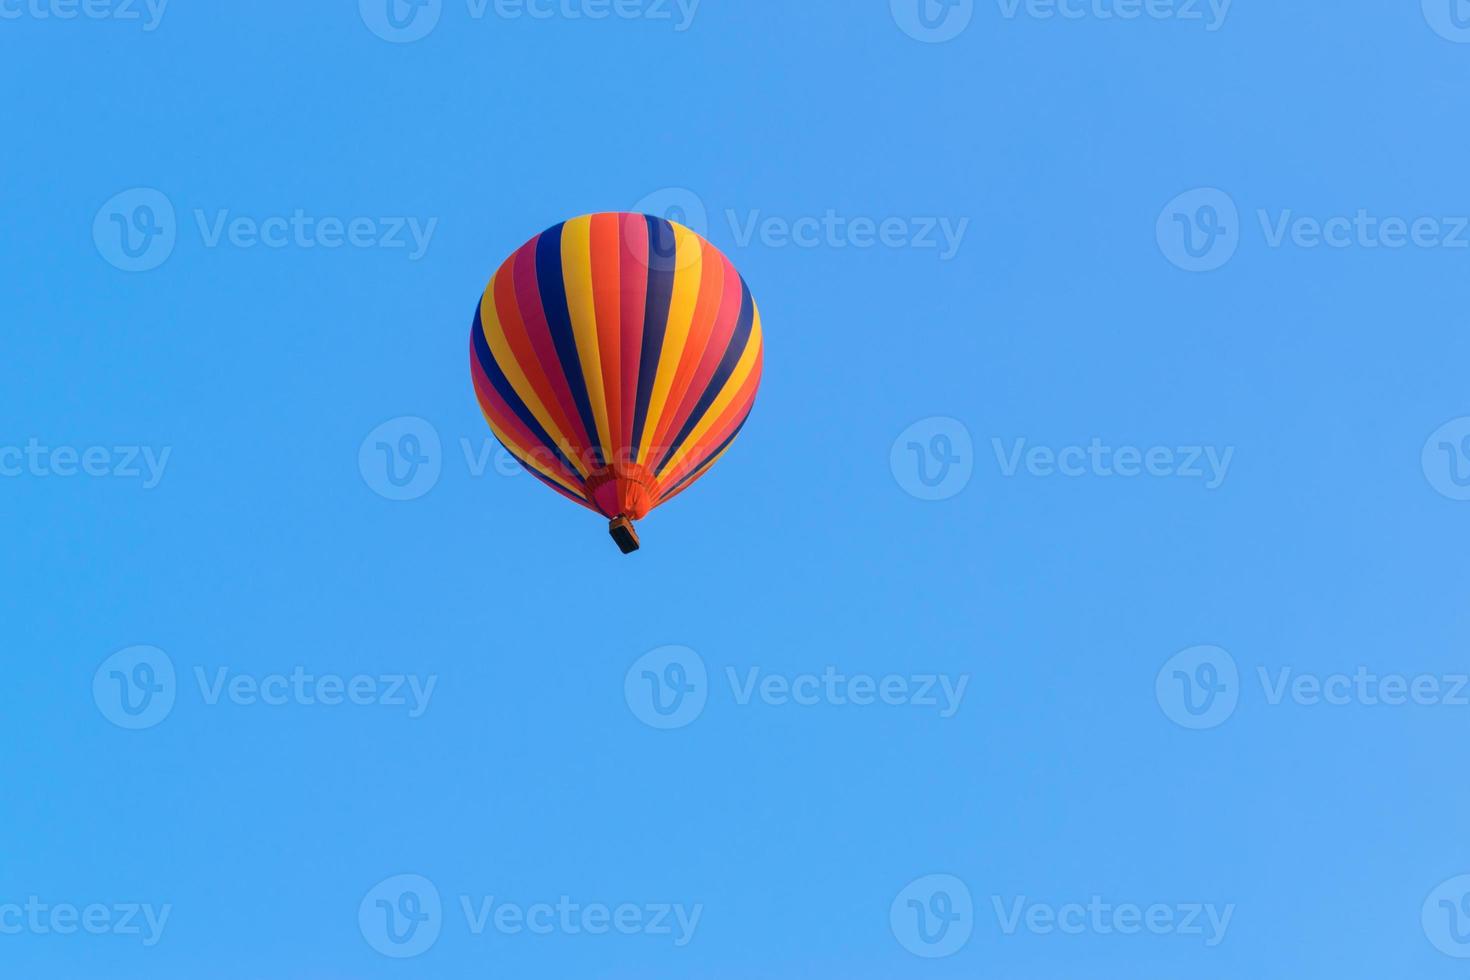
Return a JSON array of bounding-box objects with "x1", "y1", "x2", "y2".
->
[{"x1": 609, "y1": 516, "x2": 641, "y2": 554}]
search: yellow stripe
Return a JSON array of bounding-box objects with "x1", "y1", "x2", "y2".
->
[
  {"x1": 656, "y1": 310, "x2": 762, "y2": 479},
  {"x1": 479, "y1": 273, "x2": 590, "y2": 479},
  {"x1": 560, "y1": 216, "x2": 613, "y2": 466},
  {"x1": 477, "y1": 405, "x2": 587, "y2": 499},
  {"x1": 637, "y1": 224, "x2": 703, "y2": 463}
]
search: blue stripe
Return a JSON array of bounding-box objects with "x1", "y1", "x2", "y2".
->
[
  {"x1": 652, "y1": 277, "x2": 757, "y2": 477},
  {"x1": 657, "y1": 415, "x2": 750, "y2": 503},
  {"x1": 526, "y1": 464, "x2": 587, "y2": 502},
  {"x1": 535, "y1": 224, "x2": 605, "y2": 470},
  {"x1": 629, "y1": 216, "x2": 677, "y2": 463},
  {"x1": 472, "y1": 304, "x2": 586, "y2": 486}
]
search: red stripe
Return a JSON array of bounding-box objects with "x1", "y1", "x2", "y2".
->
[
  {"x1": 470, "y1": 343, "x2": 588, "y2": 494},
  {"x1": 490, "y1": 256, "x2": 581, "y2": 461},
  {"x1": 654, "y1": 342, "x2": 762, "y2": 495},
  {"x1": 512, "y1": 238, "x2": 596, "y2": 463},
  {"x1": 591, "y1": 213, "x2": 624, "y2": 461},
  {"x1": 618, "y1": 213, "x2": 648, "y2": 463},
  {"x1": 646, "y1": 239, "x2": 730, "y2": 461},
  {"x1": 654, "y1": 255, "x2": 746, "y2": 465}
]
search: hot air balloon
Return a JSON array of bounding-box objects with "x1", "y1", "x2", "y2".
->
[{"x1": 469, "y1": 213, "x2": 764, "y2": 553}]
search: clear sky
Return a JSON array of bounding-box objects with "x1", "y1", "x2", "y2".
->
[{"x1": 5, "y1": 1, "x2": 1470, "y2": 977}]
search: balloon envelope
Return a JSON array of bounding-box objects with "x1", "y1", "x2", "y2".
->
[{"x1": 469, "y1": 213, "x2": 764, "y2": 549}]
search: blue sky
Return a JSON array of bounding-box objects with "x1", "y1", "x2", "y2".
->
[{"x1": 5, "y1": 1, "x2": 1470, "y2": 977}]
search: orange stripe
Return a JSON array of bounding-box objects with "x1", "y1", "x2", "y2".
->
[
  {"x1": 591, "y1": 213, "x2": 624, "y2": 462},
  {"x1": 646, "y1": 239, "x2": 727, "y2": 461},
  {"x1": 654, "y1": 344, "x2": 761, "y2": 496},
  {"x1": 492, "y1": 247, "x2": 589, "y2": 476}
]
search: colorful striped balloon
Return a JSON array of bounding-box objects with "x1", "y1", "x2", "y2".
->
[{"x1": 469, "y1": 213, "x2": 764, "y2": 553}]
